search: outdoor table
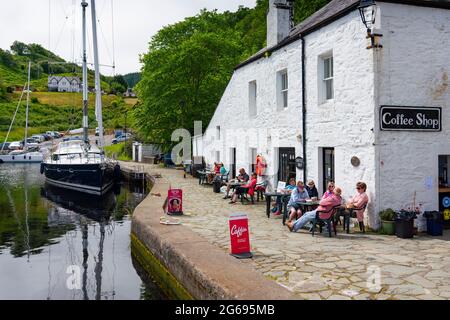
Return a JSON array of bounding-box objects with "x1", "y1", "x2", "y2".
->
[
  {"x1": 336, "y1": 206, "x2": 357, "y2": 234},
  {"x1": 293, "y1": 200, "x2": 321, "y2": 226},
  {"x1": 197, "y1": 170, "x2": 213, "y2": 185},
  {"x1": 265, "y1": 192, "x2": 291, "y2": 224}
]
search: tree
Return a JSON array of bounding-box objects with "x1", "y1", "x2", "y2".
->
[
  {"x1": 135, "y1": 10, "x2": 244, "y2": 149},
  {"x1": 10, "y1": 41, "x2": 29, "y2": 56},
  {"x1": 0, "y1": 78, "x2": 7, "y2": 100}
]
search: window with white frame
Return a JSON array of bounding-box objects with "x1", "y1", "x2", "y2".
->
[
  {"x1": 277, "y1": 70, "x2": 288, "y2": 109},
  {"x1": 215, "y1": 151, "x2": 221, "y2": 163},
  {"x1": 323, "y1": 55, "x2": 334, "y2": 101},
  {"x1": 249, "y1": 80, "x2": 257, "y2": 117}
]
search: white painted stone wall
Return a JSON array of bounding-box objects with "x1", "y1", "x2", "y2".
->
[
  {"x1": 203, "y1": 40, "x2": 304, "y2": 191},
  {"x1": 303, "y1": 11, "x2": 377, "y2": 227},
  {"x1": 377, "y1": 3, "x2": 450, "y2": 215}
]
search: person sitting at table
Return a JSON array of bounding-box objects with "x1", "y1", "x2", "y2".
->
[
  {"x1": 207, "y1": 162, "x2": 221, "y2": 184},
  {"x1": 346, "y1": 182, "x2": 369, "y2": 233},
  {"x1": 229, "y1": 173, "x2": 258, "y2": 204},
  {"x1": 272, "y1": 178, "x2": 296, "y2": 216},
  {"x1": 287, "y1": 181, "x2": 311, "y2": 222},
  {"x1": 323, "y1": 182, "x2": 335, "y2": 199},
  {"x1": 223, "y1": 168, "x2": 250, "y2": 199},
  {"x1": 306, "y1": 180, "x2": 319, "y2": 199},
  {"x1": 219, "y1": 163, "x2": 227, "y2": 175},
  {"x1": 286, "y1": 187, "x2": 343, "y2": 233}
]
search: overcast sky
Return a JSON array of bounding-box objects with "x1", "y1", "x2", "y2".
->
[{"x1": 0, "y1": 0, "x2": 256, "y2": 75}]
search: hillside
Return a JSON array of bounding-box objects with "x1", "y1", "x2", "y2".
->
[{"x1": 0, "y1": 41, "x2": 132, "y2": 93}]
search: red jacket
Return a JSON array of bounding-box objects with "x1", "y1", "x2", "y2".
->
[
  {"x1": 243, "y1": 178, "x2": 257, "y2": 196},
  {"x1": 317, "y1": 194, "x2": 342, "y2": 219}
]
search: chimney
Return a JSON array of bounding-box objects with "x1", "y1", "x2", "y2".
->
[{"x1": 267, "y1": 0, "x2": 292, "y2": 48}]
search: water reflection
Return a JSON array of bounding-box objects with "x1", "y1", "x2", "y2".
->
[{"x1": 0, "y1": 164, "x2": 166, "y2": 300}]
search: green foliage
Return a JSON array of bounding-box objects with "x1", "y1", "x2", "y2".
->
[
  {"x1": 104, "y1": 142, "x2": 132, "y2": 161},
  {"x1": 135, "y1": 0, "x2": 332, "y2": 149},
  {"x1": 0, "y1": 78, "x2": 6, "y2": 101},
  {"x1": 379, "y1": 208, "x2": 396, "y2": 221},
  {"x1": 123, "y1": 72, "x2": 141, "y2": 88}
]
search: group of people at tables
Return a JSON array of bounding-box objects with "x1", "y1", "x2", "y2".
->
[
  {"x1": 284, "y1": 181, "x2": 369, "y2": 234},
  {"x1": 207, "y1": 162, "x2": 369, "y2": 234}
]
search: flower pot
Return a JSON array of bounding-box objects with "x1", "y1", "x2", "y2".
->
[
  {"x1": 395, "y1": 219, "x2": 414, "y2": 239},
  {"x1": 381, "y1": 220, "x2": 395, "y2": 235}
]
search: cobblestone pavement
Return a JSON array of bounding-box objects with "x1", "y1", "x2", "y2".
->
[{"x1": 125, "y1": 163, "x2": 450, "y2": 300}]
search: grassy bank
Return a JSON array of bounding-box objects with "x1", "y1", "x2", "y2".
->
[{"x1": 104, "y1": 142, "x2": 132, "y2": 161}]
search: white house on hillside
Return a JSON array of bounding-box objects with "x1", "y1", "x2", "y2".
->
[
  {"x1": 48, "y1": 76, "x2": 82, "y2": 93},
  {"x1": 197, "y1": 0, "x2": 450, "y2": 229}
]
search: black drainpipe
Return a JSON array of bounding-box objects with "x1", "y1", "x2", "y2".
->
[{"x1": 301, "y1": 36, "x2": 307, "y2": 181}]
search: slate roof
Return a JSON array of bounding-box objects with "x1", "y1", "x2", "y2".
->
[{"x1": 236, "y1": 0, "x2": 450, "y2": 70}]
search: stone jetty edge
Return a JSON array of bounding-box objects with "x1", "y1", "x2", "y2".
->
[{"x1": 130, "y1": 173, "x2": 298, "y2": 300}]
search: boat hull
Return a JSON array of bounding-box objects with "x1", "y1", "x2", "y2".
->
[{"x1": 42, "y1": 162, "x2": 115, "y2": 196}]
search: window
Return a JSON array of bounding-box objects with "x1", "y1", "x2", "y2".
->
[
  {"x1": 277, "y1": 70, "x2": 288, "y2": 109},
  {"x1": 216, "y1": 126, "x2": 221, "y2": 140},
  {"x1": 323, "y1": 56, "x2": 334, "y2": 101},
  {"x1": 250, "y1": 148, "x2": 257, "y2": 174},
  {"x1": 249, "y1": 81, "x2": 257, "y2": 117}
]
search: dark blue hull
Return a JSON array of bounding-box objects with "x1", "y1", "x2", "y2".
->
[{"x1": 42, "y1": 162, "x2": 116, "y2": 195}]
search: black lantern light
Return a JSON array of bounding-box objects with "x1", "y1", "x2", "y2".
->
[{"x1": 358, "y1": 0, "x2": 382, "y2": 49}]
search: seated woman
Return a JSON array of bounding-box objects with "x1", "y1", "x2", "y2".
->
[
  {"x1": 287, "y1": 181, "x2": 311, "y2": 222},
  {"x1": 306, "y1": 180, "x2": 319, "y2": 199},
  {"x1": 346, "y1": 182, "x2": 369, "y2": 233},
  {"x1": 322, "y1": 182, "x2": 335, "y2": 199},
  {"x1": 272, "y1": 178, "x2": 296, "y2": 216},
  {"x1": 229, "y1": 173, "x2": 258, "y2": 204},
  {"x1": 207, "y1": 162, "x2": 221, "y2": 183}
]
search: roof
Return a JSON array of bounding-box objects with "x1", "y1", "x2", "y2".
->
[{"x1": 236, "y1": 0, "x2": 450, "y2": 70}]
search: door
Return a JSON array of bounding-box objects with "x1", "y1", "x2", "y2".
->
[
  {"x1": 278, "y1": 148, "x2": 296, "y2": 184},
  {"x1": 230, "y1": 148, "x2": 236, "y2": 179},
  {"x1": 322, "y1": 148, "x2": 335, "y2": 192}
]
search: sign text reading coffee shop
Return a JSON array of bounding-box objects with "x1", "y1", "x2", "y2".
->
[{"x1": 380, "y1": 106, "x2": 441, "y2": 131}]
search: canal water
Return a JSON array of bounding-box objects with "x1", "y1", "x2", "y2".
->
[{"x1": 0, "y1": 164, "x2": 167, "y2": 300}]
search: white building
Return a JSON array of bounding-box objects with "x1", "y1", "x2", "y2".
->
[
  {"x1": 48, "y1": 76, "x2": 82, "y2": 93},
  {"x1": 199, "y1": 0, "x2": 450, "y2": 229}
]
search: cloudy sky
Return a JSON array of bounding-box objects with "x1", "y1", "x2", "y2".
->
[{"x1": 0, "y1": 0, "x2": 256, "y2": 75}]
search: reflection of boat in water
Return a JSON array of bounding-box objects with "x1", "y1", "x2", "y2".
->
[{"x1": 41, "y1": 184, "x2": 119, "y2": 222}]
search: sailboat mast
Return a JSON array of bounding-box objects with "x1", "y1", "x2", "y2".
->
[
  {"x1": 82, "y1": 0, "x2": 89, "y2": 144},
  {"x1": 90, "y1": 0, "x2": 105, "y2": 149},
  {"x1": 24, "y1": 61, "x2": 31, "y2": 151}
]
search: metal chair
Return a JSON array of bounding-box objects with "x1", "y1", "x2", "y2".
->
[{"x1": 312, "y1": 205, "x2": 341, "y2": 237}]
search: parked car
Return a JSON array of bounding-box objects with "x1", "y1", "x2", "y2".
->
[
  {"x1": 114, "y1": 130, "x2": 123, "y2": 138},
  {"x1": 31, "y1": 135, "x2": 45, "y2": 143},
  {"x1": 63, "y1": 136, "x2": 82, "y2": 142},
  {"x1": 46, "y1": 131, "x2": 61, "y2": 139},
  {"x1": 42, "y1": 134, "x2": 53, "y2": 141},
  {"x1": 8, "y1": 141, "x2": 23, "y2": 150},
  {"x1": 23, "y1": 138, "x2": 39, "y2": 148},
  {"x1": 112, "y1": 133, "x2": 132, "y2": 144},
  {"x1": 0, "y1": 142, "x2": 11, "y2": 151}
]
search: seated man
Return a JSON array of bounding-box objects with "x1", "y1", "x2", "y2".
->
[
  {"x1": 287, "y1": 181, "x2": 311, "y2": 222},
  {"x1": 229, "y1": 173, "x2": 258, "y2": 204},
  {"x1": 286, "y1": 187, "x2": 342, "y2": 233},
  {"x1": 223, "y1": 168, "x2": 250, "y2": 199}
]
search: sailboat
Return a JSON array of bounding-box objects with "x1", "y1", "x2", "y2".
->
[
  {"x1": 0, "y1": 62, "x2": 45, "y2": 164},
  {"x1": 41, "y1": 0, "x2": 119, "y2": 196}
]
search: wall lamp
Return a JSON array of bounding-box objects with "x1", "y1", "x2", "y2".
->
[{"x1": 358, "y1": 0, "x2": 383, "y2": 49}]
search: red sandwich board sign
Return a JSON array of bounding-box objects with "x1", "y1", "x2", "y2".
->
[
  {"x1": 167, "y1": 189, "x2": 183, "y2": 216},
  {"x1": 229, "y1": 213, "x2": 252, "y2": 259}
]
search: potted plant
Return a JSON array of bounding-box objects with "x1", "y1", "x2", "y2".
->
[{"x1": 379, "y1": 209, "x2": 396, "y2": 235}]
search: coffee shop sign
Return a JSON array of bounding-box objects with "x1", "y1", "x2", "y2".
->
[{"x1": 380, "y1": 106, "x2": 441, "y2": 132}]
